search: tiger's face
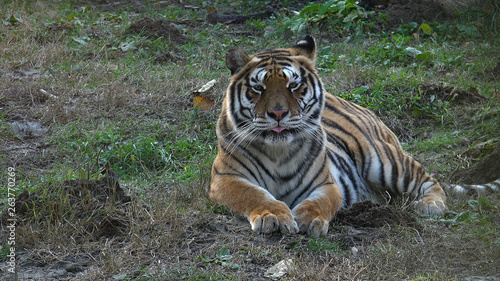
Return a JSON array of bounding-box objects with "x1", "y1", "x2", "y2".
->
[{"x1": 223, "y1": 37, "x2": 324, "y2": 145}]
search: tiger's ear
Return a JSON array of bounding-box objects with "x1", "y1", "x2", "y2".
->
[
  {"x1": 292, "y1": 35, "x2": 316, "y2": 62},
  {"x1": 226, "y1": 49, "x2": 250, "y2": 75}
]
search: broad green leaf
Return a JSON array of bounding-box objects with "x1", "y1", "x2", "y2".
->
[
  {"x1": 3, "y1": 15, "x2": 22, "y2": 25},
  {"x1": 456, "y1": 23, "x2": 477, "y2": 34},
  {"x1": 8, "y1": 15, "x2": 22, "y2": 24},
  {"x1": 119, "y1": 41, "x2": 137, "y2": 52},
  {"x1": 343, "y1": 10, "x2": 359, "y2": 23},
  {"x1": 416, "y1": 51, "x2": 431, "y2": 61},
  {"x1": 418, "y1": 23, "x2": 432, "y2": 35},
  {"x1": 319, "y1": 0, "x2": 336, "y2": 16},
  {"x1": 404, "y1": 47, "x2": 422, "y2": 57},
  {"x1": 72, "y1": 36, "x2": 89, "y2": 45},
  {"x1": 251, "y1": 20, "x2": 265, "y2": 29},
  {"x1": 216, "y1": 247, "x2": 233, "y2": 261},
  {"x1": 231, "y1": 264, "x2": 240, "y2": 270}
]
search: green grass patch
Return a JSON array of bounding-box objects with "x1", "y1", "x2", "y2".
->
[{"x1": 52, "y1": 112, "x2": 216, "y2": 182}]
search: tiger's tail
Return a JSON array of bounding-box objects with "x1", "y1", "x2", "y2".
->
[{"x1": 444, "y1": 178, "x2": 500, "y2": 195}]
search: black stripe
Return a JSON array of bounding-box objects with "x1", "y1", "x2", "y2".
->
[
  {"x1": 281, "y1": 142, "x2": 323, "y2": 198},
  {"x1": 322, "y1": 118, "x2": 366, "y2": 171},
  {"x1": 403, "y1": 155, "x2": 411, "y2": 192},
  {"x1": 326, "y1": 151, "x2": 352, "y2": 206},
  {"x1": 325, "y1": 133, "x2": 356, "y2": 164},
  {"x1": 324, "y1": 101, "x2": 386, "y2": 188},
  {"x1": 338, "y1": 175, "x2": 353, "y2": 207},
  {"x1": 290, "y1": 154, "x2": 329, "y2": 207},
  {"x1": 214, "y1": 165, "x2": 245, "y2": 178},
  {"x1": 219, "y1": 142, "x2": 260, "y2": 183}
]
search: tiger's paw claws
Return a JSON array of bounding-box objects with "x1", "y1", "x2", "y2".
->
[
  {"x1": 298, "y1": 217, "x2": 329, "y2": 238},
  {"x1": 414, "y1": 198, "x2": 447, "y2": 216},
  {"x1": 293, "y1": 212, "x2": 329, "y2": 237},
  {"x1": 249, "y1": 203, "x2": 299, "y2": 235}
]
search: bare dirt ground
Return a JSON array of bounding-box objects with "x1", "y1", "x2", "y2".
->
[
  {"x1": 3, "y1": 172, "x2": 498, "y2": 279},
  {"x1": 1, "y1": 0, "x2": 499, "y2": 280},
  {"x1": 0, "y1": 178, "x2": 425, "y2": 280}
]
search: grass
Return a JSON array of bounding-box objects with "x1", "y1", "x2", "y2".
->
[{"x1": 0, "y1": 0, "x2": 499, "y2": 280}]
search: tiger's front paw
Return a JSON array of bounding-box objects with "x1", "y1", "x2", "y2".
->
[
  {"x1": 414, "y1": 195, "x2": 447, "y2": 216},
  {"x1": 414, "y1": 181, "x2": 448, "y2": 216},
  {"x1": 292, "y1": 201, "x2": 330, "y2": 237},
  {"x1": 249, "y1": 201, "x2": 299, "y2": 235}
]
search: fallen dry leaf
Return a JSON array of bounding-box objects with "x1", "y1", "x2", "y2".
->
[
  {"x1": 264, "y1": 259, "x2": 294, "y2": 279},
  {"x1": 192, "y1": 79, "x2": 217, "y2": 110},
  {"x1": 193, "y1": 96, "x2": 214, "y2": 111},
  {"x1": 194, "y1": 79, "x2": 217, "y2": 95}
]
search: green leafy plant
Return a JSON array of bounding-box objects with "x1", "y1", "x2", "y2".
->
[
  {"x1": 307, "y1": 238, "x2": 343, "y2": 253},
  {"x1": 366, "y1": 32, "x2": 435, "y2": 67},
  {"x1": 0, "y1": 245, "x2": 11, "y2": 262},
  {"x1": 283, "y1": 0, "x2": 376, "y2": 35},
  {"x1": 198, "y1": 248, "x2": 240, "y2": 270}
]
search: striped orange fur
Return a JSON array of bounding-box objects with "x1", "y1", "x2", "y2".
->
[{"x1": 210, "y1": 35, "x2": 448, "y2": 237}]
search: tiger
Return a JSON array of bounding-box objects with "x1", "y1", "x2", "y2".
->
[{"x1": 209, "y1": 35, "x2": 500, "y2": 237}]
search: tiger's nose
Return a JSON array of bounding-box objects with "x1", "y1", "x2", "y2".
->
[{"x1": 267, "y1": 109, "x2": 289, "y2": 121}]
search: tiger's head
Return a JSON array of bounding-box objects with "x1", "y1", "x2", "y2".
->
[{"x1": 220, "y1": 35, "x2": 325, "y2": 146}]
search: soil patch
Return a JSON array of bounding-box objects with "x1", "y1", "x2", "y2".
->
[
  {"x1": 454, "y1": 144, "x2": 500, "y2": 184},
  {"x1": 125, "y1": 17, "x2": 186, "y2": 44},
  {"x1": 335, "y1": 201, "x2": 417, "y2": 228},
  {"x1": 360, "y1": 0, "x2": 458, "y2": 29},
  {"x1": 75, "y1": 0, "x2": 173, "y2": 12},
  {"x1": 2, "y1": 183, "x2": 417, "y2": 279},
  {"x1": 418, "y1": 84, "x2": 488, "y2": 104},
  {"x1": 2, "y1": 169, "x2": 131, "y2": 240},
  {"x1": 381, "y1": 2, "x2": 448, "y2": 28},
  {"x1": 486, "y1": 59, "x2": 500, "y2": 81}
]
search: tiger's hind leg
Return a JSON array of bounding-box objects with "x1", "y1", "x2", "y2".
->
[
  {"x1": 415, "y1": 178, "x2": 500, "y2": 215},
  {"x1": 364, "y1": 141, "x2": 448, "y2": 216}
]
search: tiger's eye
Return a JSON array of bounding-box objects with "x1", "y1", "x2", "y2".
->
[
  {"x1": 252, "y1": 85, "x2": 264, "y2": 92},
  {"x1": 288, "y1": 82, "x2": 299, "y2": 89}
]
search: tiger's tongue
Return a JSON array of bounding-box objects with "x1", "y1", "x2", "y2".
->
[{"x1": 272, "y1": 126, "x2": 286, "y2": 133}]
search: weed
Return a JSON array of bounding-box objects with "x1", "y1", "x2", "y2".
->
[
  {"x1": 307, "y1": 238, "x2": 343, "y2": 253},
  {"x1": 198, "y1": 247, "x2": 239, "y2": 270},
  {"x1": 281, "y1": 0, "x2": 377, "y2": 35},
  {"x1": 0, "y1": 245, "x2": 10, "y2": 262}
]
